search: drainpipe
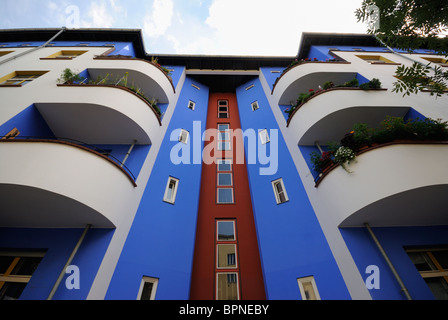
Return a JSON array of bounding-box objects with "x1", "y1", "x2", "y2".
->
[
  {"x1": 121, "y1": 140, "x2": 137, "y2": 168},
  {"x1": 47, "y1": 224, "x2": 91, "y2": 300},
  {"x1": 0, "y1": 27, "x2": 66, "y2": 66},
  {"x1": 364, "y1": 222, "x2": 412, "y2": 300}
]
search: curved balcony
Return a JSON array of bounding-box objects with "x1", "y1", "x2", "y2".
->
[
  {"x1": 313, "y1": 141, "x2": 448, "y2": 228},
  {"x1": 0, "y1": 139, "x2": 137, "y2": 228},
  {"x1": 91, "y1": 57, "x2": 175, "y2": 100},
  {"x1": 286, "y1": 88, "x2": 408, "y2": 146},
  {"x1": 271, "y1": 61, "x2": 353, "y2": 104},
  {"x1": 41, "y1": 84, "x2": 162, "y2": 145}
]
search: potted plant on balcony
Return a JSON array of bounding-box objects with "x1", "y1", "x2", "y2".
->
[{"x1": 57, "y1": 68, "x2": 83, "y2": 84}]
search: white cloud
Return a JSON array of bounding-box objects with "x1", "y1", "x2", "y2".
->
[
  {"x1": 143, "y1": 0, "x2": 174, "y2": 38},
  {"x1": 82, "y1": 2, "x2": 115, "y2": 28},
  {"x1": 204, "y1": 0, "x2": 367, "y2": 56}
]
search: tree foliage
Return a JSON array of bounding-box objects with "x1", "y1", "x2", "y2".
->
[{"x1": 356, "y1": 0, "x2": 448, "y2": 97}]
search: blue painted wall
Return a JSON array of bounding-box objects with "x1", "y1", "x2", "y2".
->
[
  {"x1": 340, "y1": 226, "x2": 448, "y2": 300},
  {"x1": 105, "y1": 76, "x2": 209, "y2": 300},
  {"x1": 0, "y1": 227, "x2": 114, "y2": 300},
  {"x1": 236, "y1": 78, "x2": 350, "y2": 300}
]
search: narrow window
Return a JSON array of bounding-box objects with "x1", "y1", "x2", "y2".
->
[
  {"x1": 163, "y1": 177, "x2": 179, "y2": 204},
  {"x1": 245, "y1": 84, "x2": 254, "y2": 91},
  {"x1": 217, "y1": 244, "x2": 237, "y2": 268},
  {"x1": 138, "y1": 277, "x2": 159, "y2": 300},
  {"x1": 191, "y1": 83, "x2": 200, "y2": 90},
  {"x1": 217, "y1": 124, "x2": 231, "y2": 151},
  {"x1": 356, "y1": 55, "x2": 396, "y2": 64},
  {"x1": 297, "y1": 276, "x2": 320, "y2": 300},
  {"x1": 178, "y1": 129, "x2": 189, "y2": 144},
  {"x1": 43, "y1": 50, "x2": 87, "y2": 59},
  {"x1": 259, "y1": 129, "x2": 270, "y2": 144},
  {"x1": 251, "y1": 101, "x2": 260, "y2": 111},
  {"x1": 188, "y1": 100, "x2": 195, "y2": 110},
  {"x1": 272, "y1": 178, "x2": 288, "y2": 204},
  {"x1": 218, "y1": 100, "x2": 229, "y2": 118}
]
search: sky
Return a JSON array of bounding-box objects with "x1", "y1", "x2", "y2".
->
[{"x1": 0, "y1": 0, "x2": 370, "y2": 56}]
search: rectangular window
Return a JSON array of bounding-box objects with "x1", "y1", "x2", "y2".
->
[
  {"x1": 297, "y1": 276, "x2": 320, "y2": 300},
  {"x1": 217, "y1": 244, "x2": 237, "y2": 268},
  {"x1": 42, "y1": 50, "x2": 87, "y2": 59},
  {"x1": 217, "y1": 188, "x2": 233, "y2": 204},
  {"x1": 356, "y1": 55, "x2": 396, "y2": 64},
  {"x1": 218, "y1": 100, "x2": 229, "y2": 118},
  {"x1": 217, "y1": 159, "x2": 232, "y2": 172},
  {"x1": 217, "y1": 124, "x2": 231, "y2": 151},
  {"x1": 217, "y1": 220, "x2": 236, "y2": 241},
  {"x1": 422, "y1": 57, "x2": 448, "y2": 67},
  {"x1": 0, "y1": 71, "x2": 48, "y2": 86},
  {"x1": 251, "y1": 101, "x2": 260, "y2": 111},
  {"x1": 163, "y1": 177, "x2": 179, "y2": 204},
  {"x1": 0, "y1": 251, "x2": 45, "y2": 300},
  {"x1": 178, "y1": 129, "x2": 189, "y2": 144},
  {"x1": 406, "y1": 247, "x2": 448, "y2": 300},
  {"x1": 272, "y1": 178, "x2": 288, "y2": 204},
  {"x1": 0, "y1": 51, "x2": 13, "y2": 57},
  {"x1": 259, "y1": 129, "x2": 270, "y2": 144},
  {"x1": 216, "y1": 273, "x2": 239, "y2": 300},
  {"x1": 188, "y1": 100, "x2": 196, "y2": 110},
  {"x1": 218, "y1": 173, "x2": 232, "y2": 186},
  {"x1": 138, "y1": 277, "x2": 159, "y2": 300}
]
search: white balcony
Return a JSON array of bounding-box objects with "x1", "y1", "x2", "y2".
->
[
  {"x1": 286, "y1": 88, "x2": 409, "y2": 146},
  {"x1": 0, "y1": 140, "x2": 137, "y2": 228},
  {"x1": 36, "y1": 84, "x2": 162, "y2": 145},
  {"x1": 313, "y1": 142, "x2": 448, "y2": 227}
]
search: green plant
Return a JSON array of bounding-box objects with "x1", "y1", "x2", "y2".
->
[
  {"x1": 341, "y1": 77, "x2": 359, "y2": 88},
  {"x1": 323, "y1": 81, "x2": 335, "y2": 90},
  {"x1": 360, "y1": 78, "x2": 382, "y2": 90},
  {"x1": 310, "y1": 150, "x2": 334, "y2": 173},
  {"x1": 57, "y1": 68, "x2": 83, "y2": 84}
]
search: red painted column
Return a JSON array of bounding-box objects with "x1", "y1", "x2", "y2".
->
[{"x1": 190, "y1": 93, "x2": 266, "y2": 300}]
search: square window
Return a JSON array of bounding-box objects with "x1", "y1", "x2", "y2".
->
[
  {"x1": 217, "y1": 188, "x2": 233, "y2": 204},
  {"x1": 297, "y1": 276, "x2": 320, "y2": 300},
  {"x1": 272, "y1": 178, "x2": 288, "y2": 204},
  {"x1": 251, "y1": 101, "x2": 259, "y2": 111},
  {"x1": 163, "y1": 177, "x2": 179, "y2": 204},
  {"x1": 217, "y1": 221, "x2": 236, "y2": 241},
  {"x1": 218, "y1": 173, "x2": 232, "y2": 186},
  {"x1": 217, "y1": 244, "x2": 237, "y2": 268},
  {"x1": 217, "y1": 159, "x2": 232, "y2": 172},
  {"x1": 188, "y1": 100, "x2": 195, "y2": 110},
  {"x1": 216, "y1": 273, "x2": 239, "y2": 300},
  {"x1": 178, "y1": 129, "x2": 189, "y2": 144},
  {"x1": 259, "y1": 129, "x2": 270, "y2": 144}
]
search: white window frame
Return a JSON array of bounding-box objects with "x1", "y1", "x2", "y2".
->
[
  {"x1": 297, "y1": 276, "x2": 320, "y2": 300},
  {"x1": 188, "y1": 100, "x2": 195, "y2": 110},
  {"x1": 137, "y1": 276, "x2": 159, "y2": 300},
  {"x1": 178, "y1": 129, "x2": 189, "y2": 144},
  {"x1": 216, "y1": 244, "x2": 238, "y2": 269},
  {"x1": 217, "y1": 172, "x2": 233, "y2": 186},
  {"x1": 259, "y1": 129, "x2": 270, "y2": 144},
  {"x1": 216, "y1": 220, "x2": 236, "y2": 241},
  {"x1": 251, "y1": 101, "x2": 260, "y2": 111},
  {"x1": 217, "y1": 188, "x2": 234, "y2": 204},
  {"x1": 217, "y1": 159, "x2": 232, "y2": 172},
  {"x1": 272, "y1": 178, "x2": 289, "y2": 204},
  {"x1": 163, "y1": 177, "x2": 179, "y2": 204}
]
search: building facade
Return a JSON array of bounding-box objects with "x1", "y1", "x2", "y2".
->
[{"x1": 0, "y1": 28, "x2": 447, "y2": 300}]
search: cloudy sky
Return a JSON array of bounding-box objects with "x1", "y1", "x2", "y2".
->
[{"x1": 0, "y1": 0, "x2": 369, "y2": 56}]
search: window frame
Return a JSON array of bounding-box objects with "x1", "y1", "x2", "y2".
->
[
  {"x1": 272, "y1": 178, "x2": 289, "y2": 204},
  {"x1": 137, "y1": 276, "x2": 159, "y2": 300},
  {"x1": 251, "y1": 101, "x2": 260, "y2": 111},
  {"x1": 188, "y1": 100, "x2": 196, "y2": 111},
  {"x1": 297, "y1": 276, "x2": 321, "y2": 300},
  {"x1": 217, "y1": 100, "x2": 229, "y2": 118},
  {"x1": 259, "y1": 129, "x2": 270, "y2": 144},
  {"x1": 0, "y1": 71, "x2": 48, "y2": 87},
  {"x1": 163, "y1": 176, "x2": 179, "y2": 204},
  {"x1": 216, "y1": 272, "x2": 240, "y2": 300},
  {"x1": 178, "y1": 129, "x2": 189, "y2": 144},
  {"x1": 216, "y1": 220, "x2": 236, "y2": 242}
]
